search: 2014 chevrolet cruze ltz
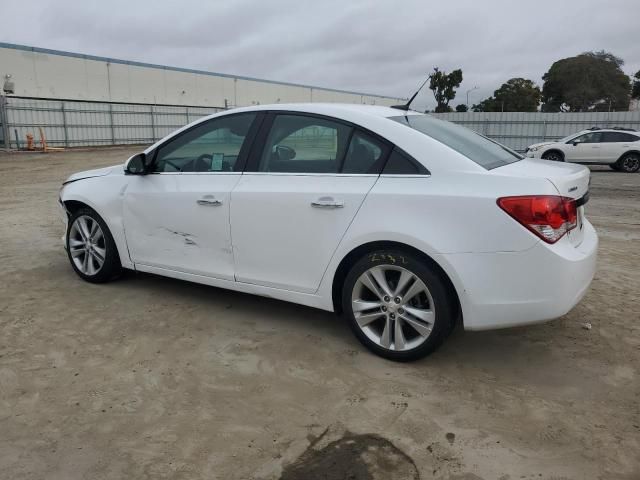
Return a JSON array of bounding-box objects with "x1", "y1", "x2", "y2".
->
[{"x1": 59, "y1": 104, "x2": 598, "y2": 360}]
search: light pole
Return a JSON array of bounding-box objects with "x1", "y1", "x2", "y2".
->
[{"x1": 466, "y1": 86, "x2": 479, "y2": 108}]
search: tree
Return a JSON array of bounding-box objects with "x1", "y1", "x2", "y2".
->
[
  {"x1": 428, "y1": 67, "x2": 463, "y2": 113},
  {"x1": 541, "y1": 51, "x2": 630, "y2": 112},
  {"x1": 632, "y1": 70, "x2": 640, "y2": 99},
  {"x1": 472, "y1": 78, "x2": 541, "y2": 112},
  {"x1": 455, "y1": 104, "x2": 468, "y2": 112},
  {"x1": 471, "y1": 98, "x2": 496, "y2": 112}
]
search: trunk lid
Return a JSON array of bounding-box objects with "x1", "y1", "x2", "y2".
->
[{"x1": 494, "y1": 159, "x2": 590, "y2": 246}]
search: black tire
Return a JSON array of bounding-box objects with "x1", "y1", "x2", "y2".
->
[
  {"x1": 66, "y1": 207, "x2": 122, "y2": 283},
  {"x1": 341, "y1": 249, "x2": 455, "y2": 361},
  {"x1": 541, "y1": 150, "x2": 564, "y2": 162},
  {"x1": 616, "y1": 153, "x2": 640, "y2": 173},
  {"x1": 609, "y1": 164, "x2": 620, "y2": 171}
]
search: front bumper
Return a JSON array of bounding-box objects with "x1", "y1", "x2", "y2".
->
[
  {"x1": 442, "y1": 219, "x2": 598, "y2": 330},
  {"x1": 58, "y1": 196, "x2": 68, "y2": 250}
]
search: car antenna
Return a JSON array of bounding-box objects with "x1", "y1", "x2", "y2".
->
[{"x1": 391, "y1": 76, "x2": 430, "y2": 111}]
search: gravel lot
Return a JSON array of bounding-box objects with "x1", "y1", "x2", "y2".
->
[{"x1": 1, "y1": 147, "x2": 639, "y2": 480}]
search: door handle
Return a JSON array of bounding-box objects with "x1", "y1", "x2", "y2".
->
[
  {"x1": 197, "y1": 196, "x2": 223, "y2": 206},
  {"x1": 311, "y1": 197, "x2": 344, "y2": 209}
]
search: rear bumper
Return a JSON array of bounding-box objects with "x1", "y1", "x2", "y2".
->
[{"x1": 441, "y1": 220, "x2": 598, "y2": 330}]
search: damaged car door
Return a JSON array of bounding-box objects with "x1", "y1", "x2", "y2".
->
[{"x1": 123, "y1": 112, "x2": 259, "y2": 280}]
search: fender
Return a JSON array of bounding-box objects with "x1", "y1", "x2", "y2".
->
[{"x1": 60, "y1": 175, "x2": 134, "y2": 269}]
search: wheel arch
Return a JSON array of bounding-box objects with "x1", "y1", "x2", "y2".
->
[
  {"x1": 331, "y1": 240, "x2": 462, "y2": 324},
  {"x1": 616, "y1": 149, "x2": 640, "y2": 162},
  {"x1": 61, "y1": 196, "x2": 132, "y2": 269},
  {"x1": 63, "y1": 199, "x2": 92, "y2": 216},
  {"x1": 542, "y1": 148, "x2": 565, "y2": 161}
]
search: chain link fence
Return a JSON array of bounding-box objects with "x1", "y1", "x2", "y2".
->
[
  {"x1": 432, "y1": 111, "x2": 640, "y2": 152},
  {"x1": 0, "y1": 96, "x2": 224, "y2": 149}
]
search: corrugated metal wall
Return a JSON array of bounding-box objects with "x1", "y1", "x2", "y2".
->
[
  {"x1": 432, "y1": 112, "x2": 640, "y2": 151},
  {"x1": 0, "y1": 43, "x2": 402, "y2": 108},
  {"x1": 1, "y1": 97, "x2": 223, "y2": 148}
]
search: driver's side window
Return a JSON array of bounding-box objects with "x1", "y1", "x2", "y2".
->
[{"x1": 151, "y1": 113, "x2": 257, "y2": 173}]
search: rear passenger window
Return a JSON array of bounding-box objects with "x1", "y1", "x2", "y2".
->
[
  {"x1": 382, "y1": 148, "x2": 429, "y2": 175},
  {"x1": 601, "y1": 132, "x2": 640, "y2": 142},
  {"x1": 259, "y1": 115, "x2": 351, "y2": 173},
  {"x1": 341, "y1": 131, "x2": 387, "y2": 174}
]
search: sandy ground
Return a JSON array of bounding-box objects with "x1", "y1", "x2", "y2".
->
[{"x1": 0, "y1": 147, "x2": 639, "y2": 480}]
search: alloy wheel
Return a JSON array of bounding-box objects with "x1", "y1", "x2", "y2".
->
[
  {"x1": 69, "y1": 215, "x2": 106, "y2": 276},
  {"x1": 350, "y1": 265, "x2": 435, "y2": 352},
  {"x1": 621, "y1": 154, "x2": 640, "y2": 173}
]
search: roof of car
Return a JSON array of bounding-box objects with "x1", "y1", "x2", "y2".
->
[
  {"x1": 581, "y1": 127, "x2": 638, "y2": 133},
  {"x1": 228, "y1": 103, "x2": 423, "y2": 119}
]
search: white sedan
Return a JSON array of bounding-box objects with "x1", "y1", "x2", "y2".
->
[{"x1": 59, "y1": 104, "x2": 598, "y2": 361}]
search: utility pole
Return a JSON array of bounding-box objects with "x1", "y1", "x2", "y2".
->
[{"x1": 466, "y1": 86, "x2": 478, "y2": 108}]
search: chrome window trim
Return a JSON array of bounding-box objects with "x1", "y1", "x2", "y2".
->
[
  {"x1": 147, "y1": 172, "x2": 431, "y2": 177},
  {"x1": 379, "y1": 174, "x2": 431, "y2": 178},
  {"x1": 241, "y1": 172, "x2": 379, "y2": 177},
  {"x1": 148, "y1": 171, "x2": 240, "y2": 175}
]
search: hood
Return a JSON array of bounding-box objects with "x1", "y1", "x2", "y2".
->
[
  {"x1": 526, "y1": 141, "x2": 556, "y2": 150},
  {"x1": 63, "y1": 164, "x2": 122, "y2": 184}
]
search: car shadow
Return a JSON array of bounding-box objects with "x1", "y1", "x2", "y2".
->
[{"x1": 113, "y1": 270, "x2": 566, "y2": 374}]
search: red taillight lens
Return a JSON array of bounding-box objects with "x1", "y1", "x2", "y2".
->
[{"x1": 497, "y1": 195, "x2": 577, "y2": 244}]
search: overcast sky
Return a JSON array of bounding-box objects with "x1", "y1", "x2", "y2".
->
[{"x1": 2, "y1": 0, "x2": 639, "y2": 110}]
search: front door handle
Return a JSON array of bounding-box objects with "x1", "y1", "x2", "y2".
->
[
  {"x1": 197, "y1": 195, "x2": 223, "y2": 206},
  {"x1": 311, "y1": 196, "x2": 344, "y2": 209}
]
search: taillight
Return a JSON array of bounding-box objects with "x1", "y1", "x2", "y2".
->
[{"x1": 497, "y1": 195, "x2": 577, "y2": 244}]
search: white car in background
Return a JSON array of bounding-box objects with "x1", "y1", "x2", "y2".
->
[
  {"x1": 59, "y1": 104, "x2": 598, "y2": 361},
  {"x1": 525, "y1": 127, "x2": 640, "y2": 173}
]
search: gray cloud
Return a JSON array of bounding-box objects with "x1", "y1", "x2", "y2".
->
[{"x1": 3, "y1": 0, "x2": 639, "y2": 111}]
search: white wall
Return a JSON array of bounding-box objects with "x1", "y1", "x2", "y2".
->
[{"x1": 0, "y1": 43, "x2": 402, "y2": 108}]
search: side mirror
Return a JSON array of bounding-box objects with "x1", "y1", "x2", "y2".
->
[
  {"x1": 571, "y1": 141, "x2": 580, "y2": 146},
  {"x1": 275, "y1": 144, "x2": 296, "y2": 161},
  {"x1": 125, "y1": 153, "x2": 147, "y2": 175}
]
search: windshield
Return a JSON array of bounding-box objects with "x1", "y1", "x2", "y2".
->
[{"x1": 390, "y1": 115, "x2": 523, "y2": 170}]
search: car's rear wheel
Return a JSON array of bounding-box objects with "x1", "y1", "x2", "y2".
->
[
  {"x1": 342, "y1": 249, "x2": 454, "y2": 361},
  {"x1": 66, "y1": 207, "x2": 122, "y2": 283},
  {"x1": 542, "y1": 151, "x2": 564, "y2": 162},
  {"x1": 617, "y1": 153, "x2": 640, "y2": 173}
]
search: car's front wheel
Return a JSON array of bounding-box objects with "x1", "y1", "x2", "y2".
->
[
  {"x1": 542, "y1": 150, "x2": 564, "y2": 162},
  {"x1": 342, "y1": 249, "x2": 455, "y2": 361},
  {"x1": 616, "y1": 153, "x2": 640, "y2": 173},
  {"x1": 66, "y1": 207, "x2": 122, "y2": 283}
]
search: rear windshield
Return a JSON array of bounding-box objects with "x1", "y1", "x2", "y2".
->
[{"x1": 390, "y1": 115, "x2": 523, "y2": 170}]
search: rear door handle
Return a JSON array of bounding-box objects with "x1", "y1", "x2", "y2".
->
[
  {"x1": 197, "y1": 195, "x2": 223, "y2": 206},
  {"x1": 311, "y1": 196, "x2": 344, "y2": 209}
]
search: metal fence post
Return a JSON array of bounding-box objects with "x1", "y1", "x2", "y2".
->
[
  {"x1": 0, "y1": 95, "x2": 11, "y2": 149},
  {"x1": 150, "y1": 105, "x2": 156, "y2": 142},
  {"x1": 61, "y1": 101, "x2": 69, "y2": 147},
  {"x1": 541, "y1": 120, "x2": 547, "y2": 142},
  {"x1": 108, "y1": 103, "x2": 115, "y2": 145},
  {"x1": 185, "y1": 106, "x2": 189, "y2": 126}
]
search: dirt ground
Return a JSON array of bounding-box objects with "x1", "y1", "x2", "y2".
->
[{"x1": 0, "y1": 147, "x2": 639, "y2": 480}]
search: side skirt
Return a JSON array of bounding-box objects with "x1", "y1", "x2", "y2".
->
[{"x1": 133, "y1": 264, "x2": 332, "y2": 312}]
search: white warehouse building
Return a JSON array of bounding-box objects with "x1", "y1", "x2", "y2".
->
[{"x1": 0, "y1": 42, "x2": 403, "y2": 148}]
